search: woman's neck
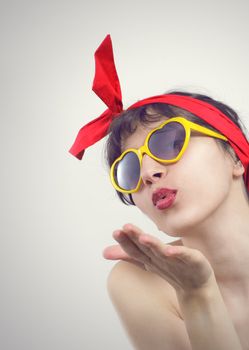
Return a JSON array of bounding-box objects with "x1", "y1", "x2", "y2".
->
[{"x1": 181, "y1": 188, "x2": 249, "y2": 292}]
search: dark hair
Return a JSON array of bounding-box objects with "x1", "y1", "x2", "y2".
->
[{"x1": 105, "y1": 91, "x2": 248, "y2": 205}]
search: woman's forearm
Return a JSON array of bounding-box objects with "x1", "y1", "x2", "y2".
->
[{"x1": 176, "y1": 274, "x2": 242, "y2": 350}]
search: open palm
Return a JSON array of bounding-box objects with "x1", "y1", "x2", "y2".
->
[{"x1": 103, "y1": 223, "x2": 214, "y2": 293}]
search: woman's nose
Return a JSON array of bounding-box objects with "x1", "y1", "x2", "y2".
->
[{"x1": 140, "y1": 154, "x2": 167, "y2": 186}]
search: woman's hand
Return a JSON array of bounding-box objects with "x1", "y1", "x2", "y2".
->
[{"x1": 103, "y1": 223, "x2": 214, "y2": 294}]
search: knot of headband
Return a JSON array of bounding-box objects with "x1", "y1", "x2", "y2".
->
[
  {"x1": 69, "y1": 34, "x2": 249, "y2": 191},
  {"x1": 69, "y1": 35, "x2": 123, "y2": 160}
]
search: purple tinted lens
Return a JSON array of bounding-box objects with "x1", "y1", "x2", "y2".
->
[
  {"x1": 148, "y1": 122, "x2": 186, "y2": 160},
  {"x1": 114, "y1": 152, "x2": 140, "y2": 190}
]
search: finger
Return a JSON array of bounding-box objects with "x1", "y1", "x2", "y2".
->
[
  {"x1": 141, "y1": 237, "x2": 200, "y2": 265},
  {"x1": 170, "y1": 246, "x2": 210, "y2": 268},
  {"x1": 138, "y1": 234, "x2": 191, "y2": 269},
  {"x1": 122, "y1": 224, "x2": 158, "y2": 258},
  {"x1": 102, "y1": 244, "x2": 130, "y2": 260},
  {"x1": 102, "y1": 245, "x2": 147, "y2": 270},
  {"x1": 121, "y1": 223, "x2": 189, "y2": 261},
  {"x1": 138, "y1": 234, "x2": 173, "y2": 258},
  {"x1": 122, "y1": 223, "x2": 144, "y2": 237},
  {"x1": 122, "y1": 224, "x2": 179, "y2": 270},
  {"x1": 113, "y1": 230, "x2": 151, "y2": 264}
]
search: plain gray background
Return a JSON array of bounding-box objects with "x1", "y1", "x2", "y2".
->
[{"x1": 1, "y1": 0, "x2": 249, "y2": 349}]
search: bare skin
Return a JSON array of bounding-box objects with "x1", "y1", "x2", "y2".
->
[
  {"x1": 103, "y1": 120, "x2": 249, "y2": 349},
  {"x1": 104, "y1": 224, "x2": 249, "y2": 349}
]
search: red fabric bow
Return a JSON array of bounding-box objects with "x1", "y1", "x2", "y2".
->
[
  {"x1": 69, "y1": 35, "x2": 123, "y2": 160},
  {"x1": 69, "y1": 35, "x2": 249, "y2": 191}
]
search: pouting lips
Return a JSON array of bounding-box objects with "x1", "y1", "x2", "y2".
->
[{"x1": 152, "y1": 188, "x2": 178, "y2": 207}]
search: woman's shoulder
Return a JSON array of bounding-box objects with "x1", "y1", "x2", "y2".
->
[
  {"x1": 106, "y1": 239, "x2": 193, "y2": 349},
  {"x1": 107, "y1": 239, "x2": 183, "y2": 319}
]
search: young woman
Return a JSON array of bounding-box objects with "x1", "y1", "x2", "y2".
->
[{"x1": 69, "y1": 36, "x2": 249, "y2": 350}]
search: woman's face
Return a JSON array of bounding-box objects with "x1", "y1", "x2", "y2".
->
[{"x1": 122, "y1": 120, "x2": 236, "y2": 236}]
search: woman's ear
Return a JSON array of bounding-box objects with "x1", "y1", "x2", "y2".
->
[
  {"x1": 232, "y1": 159, "x2": 245, "y2": 177},
  {"x1": 226, "y1": 145, "x2": 245, "y2": 178}
]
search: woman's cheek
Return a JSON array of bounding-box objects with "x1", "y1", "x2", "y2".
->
[{"x1": 137, "y1": 173, "x2": 230, "y2": 235}]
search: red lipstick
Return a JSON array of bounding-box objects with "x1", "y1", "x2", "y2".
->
[{"x1": 152, "y1": 188, "x2": 177, "y2": 210}]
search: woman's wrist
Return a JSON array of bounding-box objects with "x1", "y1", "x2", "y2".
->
[
  {"x1": 175, "y1": 271, "x2": 218, "y2": 305},
  {"x1": 175, "y1": 273, "x2": 242, "y2": 350}
]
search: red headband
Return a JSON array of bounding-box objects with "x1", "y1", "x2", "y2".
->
[{"x1": 69, "y1": 34, "x2": 249, "y2": 191}]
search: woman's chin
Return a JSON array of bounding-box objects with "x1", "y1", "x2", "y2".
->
[{"x1": 154, "y1": 208, "x2": 208, "y2": 237}]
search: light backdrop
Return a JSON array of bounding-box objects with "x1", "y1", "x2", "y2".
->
[{"x1": 1, "y1": 0, "x2": 249, "y2": 349}]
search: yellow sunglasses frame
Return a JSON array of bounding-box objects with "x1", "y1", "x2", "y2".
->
[{"x1": 110, "y1": 116, "x2": 228, "y2": 194}]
